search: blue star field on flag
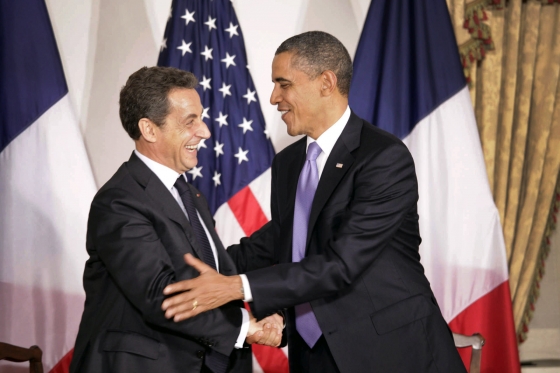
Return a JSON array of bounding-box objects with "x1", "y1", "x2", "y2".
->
[{"x1": 158, "y1": 0, "x2": 275, "y2": 214}]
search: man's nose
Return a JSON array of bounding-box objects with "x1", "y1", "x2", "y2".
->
[
  {"x1": 197, "y1": 120, "x2": 211, "y2": 139},
  {"x1": 270, "y1": 86, "x2": 280, "y2": 106}
]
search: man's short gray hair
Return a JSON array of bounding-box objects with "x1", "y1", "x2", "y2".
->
[{"x1": 276, "y1": 31, "x2": 353, "y2": 96}]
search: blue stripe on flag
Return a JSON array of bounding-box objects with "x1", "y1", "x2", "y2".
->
[
  {"x1": 158, "y1": 0, "x2": 275, "y2": 213},
  {"x1": 348, "y1": 0, "x2": 466, "y2": 139},
  {"x1": 0, "y1": 0, "x2": 68, "y2": 153}
]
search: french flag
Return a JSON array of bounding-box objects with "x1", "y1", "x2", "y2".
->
[
  {"x1": 0, "y1": 0, "x2": 96, "y2": 372},
  {"x1": 349, "y1": 0, "x2": 520, "y2": 372}
]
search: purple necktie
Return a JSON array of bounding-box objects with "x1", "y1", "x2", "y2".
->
[{"x1": 292, "y1": 141, "x2": 323, "y2": 348}]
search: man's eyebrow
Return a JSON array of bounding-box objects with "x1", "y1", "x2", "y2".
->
[
  {"x1": 181, "y1": 113, "x2": 198, "y2": 121},
  {"x1": 273, "y1": 77, "x2": 291, "y2": 83}
]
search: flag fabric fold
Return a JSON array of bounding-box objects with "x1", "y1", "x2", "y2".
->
[
  {"x1": 158, "y1": 1, "x2": 287, "y2": 372},
  {"x1": 0, "y1": 0, "x2": 97, "y2": 372},
  {"x1": 349, "y1": 0, "x2": 520, "y2": 371}
]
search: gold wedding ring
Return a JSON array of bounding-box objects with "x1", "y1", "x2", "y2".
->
[{"x1": 192, "y1": 300, "x2": 198, "y2": 311}]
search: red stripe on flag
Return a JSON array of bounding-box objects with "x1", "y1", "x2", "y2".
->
[
  {"x1": 49, "y1": 349, "x2": 73, "y2": 373},
  {"x1": 228, "y1": 186, "x2": 269, "y2": 236},
  {"x1": 449, "y1": 281, "x2": 520, "y2": 373},
  {"x1": 252, "y1": 345, "x2": 289, "y2": 373},
  {"x1": 244, "y1": 303, "x2": 289, "y2": 373},
  {"x1": 233, "y1": 189, "x2": 289, "y2": 373}
]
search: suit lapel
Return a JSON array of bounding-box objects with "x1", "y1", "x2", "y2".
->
[
  {"x1": 126, "y1": 153, "x2": 204, "y2": 260},
  {"x1": 280, "y1": 139, "x2": 307, "y2": 263},
  {"x1": 306, "y1": 112, "x2": 362, "y2": 247}
]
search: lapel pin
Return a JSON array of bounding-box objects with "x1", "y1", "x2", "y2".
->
[
  {"x1": 196, "y1": 193, "x2": 200, "y2": 197},
  {"x1": 336, "y1": 163, "x2": 343, "y2": 168}
]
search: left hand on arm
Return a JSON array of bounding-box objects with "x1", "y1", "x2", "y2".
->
[{"x1": 162, "y1": 253, "x2": 244, "y2": 321}]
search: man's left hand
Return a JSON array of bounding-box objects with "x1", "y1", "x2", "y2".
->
[{"x1": 162, "y1": 253, "x2": 243, "y2": 321}]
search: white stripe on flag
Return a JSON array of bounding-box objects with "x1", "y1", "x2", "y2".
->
[
  {"x1": 248, "y1": 168, "x2": 272, "y2": 221},
  {"x1": 215, "y1": 202, "x2": 247, "y2": 248},
  {"x1": 402, "y1": 86, "x2": 509, "y2": 322},
  {"x1": 0, "y1": 94, "x2": 96, "y2": 370}
]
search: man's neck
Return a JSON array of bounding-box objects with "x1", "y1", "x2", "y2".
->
[{"x1": 308, "y1": 99, "x2": 348, "y2": 140}]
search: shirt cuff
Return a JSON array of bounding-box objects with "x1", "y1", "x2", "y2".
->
[
  {"x1": 235, "y1": 308, "x2": 250, "y2": 349},
  {"x1": 239, "y1": 274, "x2": 253, "y2": 302}
]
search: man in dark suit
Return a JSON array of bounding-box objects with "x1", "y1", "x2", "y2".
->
[
  {"x1": 161, "y1": 32, "x2": 466, "y2": 372},
  {"x1": 70, "y1": 66, "x2": 281, "y2": 373}
]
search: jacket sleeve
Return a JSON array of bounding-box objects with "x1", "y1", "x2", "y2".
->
[
  {"x1": 88, "y1": 187, "x2": 242, "y2": 356},
  {"x1": 246, "y1": 142, "x2": 419, "y2": 319}
]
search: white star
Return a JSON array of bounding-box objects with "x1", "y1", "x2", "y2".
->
[
  {"x1": 204, "y1": 16, "x2": 217, "y2": 31},
  {"x1": 177, "y1": 40, "x2": 192, "y2": 56},
  {"x1": 221, "y1": 52, "x2": 236, "y2": 69},
  {"x1": 202, "y1": 107, "x2": 210, "y2": 120},
  {"x1": 160, "y1": 38, "x2": 167, "y2": 52},
  {"x1": 213, "y1": 171, "x2": 221, "y2": 187},
  {"x1": 188, "y1": 166, "x2": 203, "y2": 180},
  {"x1": 214, "y1": 142, "x2": 224, "y2": 157},
  {"x1": 181, "y1": 8, "x2": 196, "y2": 25},
  {"x1": 200, "y1": 45, "x2": 213, "y2": 61},
  {"x1": 197, "y1": 138, "x2": 207, "y2": 150},
  {"x1": 218, "y1": 82, "x2": 232, "y2": 98},
  {"x1": 264, "y1": 127, "x2": 270, "y2": 139},
  {"x1": 215, "y1": 112, "x2": 228, "y2": 127},
  {"x1": 234, "y1": 147, "x2": 249, "y2": 164},
  {"x1": 225, "y1": 22, "x2": 239, "y2": 38},
  {"x1": 238, "y1": 118, "x2": 253, "y2": 134},
  {"x1": 200, "y1": 75, "x2": 212, "y2": 91},
  {"x1": 242, "y1": 88, "x2": 257, "y2": 104}
]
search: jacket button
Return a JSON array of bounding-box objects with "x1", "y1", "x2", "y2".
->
[{"x1": 196, "y1": 350, "x2": 205, "y2": 359}]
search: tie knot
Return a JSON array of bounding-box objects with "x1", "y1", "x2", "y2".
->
[
  {"x1": 306, "y1": 142, "x2": 322, "y2": 161},
  {"x1": 174, "y1": 175, "x2": 189, "y2": 195}
]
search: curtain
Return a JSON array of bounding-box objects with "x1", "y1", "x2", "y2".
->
[{"x1": 446, "y1": 0, "x2": 560, "y2": 342}]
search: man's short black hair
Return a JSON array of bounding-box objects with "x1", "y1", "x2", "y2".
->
[
  {"x1": 276, "y1": 31, "x2": 353, "y2": 96},
  {"x1": 119, "y1": 66, "x2": 198, "y2": 140}
]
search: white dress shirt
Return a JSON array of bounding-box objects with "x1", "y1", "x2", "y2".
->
[
  {"x1": 135, "y1": 150, "x2": 249, "y2": 348},
  {"x1": 240, "y1": 106, "x2": 351, "y2": 302}
]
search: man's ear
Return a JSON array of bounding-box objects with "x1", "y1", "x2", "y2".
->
[
  {"x1": 320, "y1": 70, "x2": 338, "y2": 96},
  {"x1": 138, "y1": 118, "x2": 158, "y2": 143}
]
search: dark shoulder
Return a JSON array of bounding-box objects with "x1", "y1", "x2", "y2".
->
[
  {"x1": 270, "y1": 136, "x2": 306, "y2": 171},
  {"x1": 359, "y1": 117, "x2": 407, "y2": 151},
  {"x1": 352, "y1": 116, "x2": 412, "y2": 160},
  {"x1": 94, "y1": 163, "x2": 134, "y2": 197}
]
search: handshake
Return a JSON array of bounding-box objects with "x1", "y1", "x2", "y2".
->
[{"x1": 162, "y1": 253, "x2": 283, "y2": 348}]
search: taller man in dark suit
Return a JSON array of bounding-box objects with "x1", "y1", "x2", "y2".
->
[
  {"x1": 70, "y1": 66, "x2": 281, "y2": 373},
  {"x1": 161, "y1": 32, "x2": 466, "y2": 372}
]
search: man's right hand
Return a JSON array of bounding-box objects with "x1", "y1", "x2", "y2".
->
[{"x1": 246, "y1": 314, "x2": 283, "y2": 347}]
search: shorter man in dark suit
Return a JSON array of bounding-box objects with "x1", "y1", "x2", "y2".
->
[
  {"x1": 161, "y1": 32, "x2": 466, "y2": 372},
  {"x1": 70, "y1": 66, "x2": 281, "y2": 373}
]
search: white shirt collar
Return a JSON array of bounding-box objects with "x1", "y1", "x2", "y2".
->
[
  {"x1": 306, "y1": 106, "x2": 351, "y2": 157},
  {"x1": 134, "y1": 150, "x2": 182, "y2": 190}
]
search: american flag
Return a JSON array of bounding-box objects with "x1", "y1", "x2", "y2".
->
[{"x1": 157, "y1": 1, "x2": 288, "y2": 372}]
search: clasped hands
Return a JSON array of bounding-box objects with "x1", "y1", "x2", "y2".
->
[{"x1": 162, "y1": 253, "x2": 282, "y2": 347}]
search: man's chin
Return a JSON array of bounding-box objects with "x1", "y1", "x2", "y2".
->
[{"x1": 286, "y1": 124, "x2": 301, "y2": 137}]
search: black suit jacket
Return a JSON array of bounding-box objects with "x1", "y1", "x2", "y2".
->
[
  {"x1": 229, "y1": 112, "x2": 466, "y2": 372},
  {"x1": 70, "y1": 152, "x2": 250, "y2": 373}
]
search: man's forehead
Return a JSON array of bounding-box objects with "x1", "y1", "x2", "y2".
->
[
  {"x1": 272, "y1": 52, "x2": 301, "y2": 81},
  {"x1": 168, "y1": 89, "x2": 201, "y2": 115}
]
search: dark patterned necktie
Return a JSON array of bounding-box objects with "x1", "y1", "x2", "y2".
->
[
  {"x1": 175, "y1": 176, "x2": 227, "y2": 373},
  {"x1": 174, "y1": 176, "x2": 217, "y2": 270}
]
